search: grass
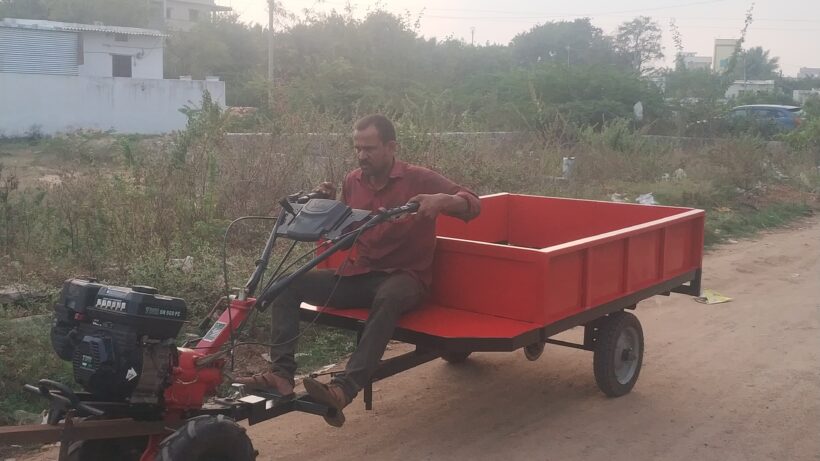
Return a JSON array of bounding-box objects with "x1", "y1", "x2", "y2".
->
[
  {"x1": 0, "y1": 315, "x2": 74, "y2": 425},
  {"x1": 704, "y1": 202, "x2": 814, "y2": 247}
]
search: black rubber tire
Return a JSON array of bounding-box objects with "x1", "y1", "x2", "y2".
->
[
  {"x1": 66, "y1": 436, "x2": 148, "y2": 461},
  {"x1": 592, "y1": 311, "x2": 644, "y2": 398},
  {"x1": 441, "y1": 351, "x2": 472, "y2": 364},
  {"x1": 156, "y1": 415, "x2": 257, "y2": 461}
]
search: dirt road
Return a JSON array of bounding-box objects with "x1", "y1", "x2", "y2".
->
[
  {"x1": 248, "y1": 218, "x2": 820, "y2": 461},
  {"x1": 21, "y1": 217, "x2": 820, "y2": 461}
]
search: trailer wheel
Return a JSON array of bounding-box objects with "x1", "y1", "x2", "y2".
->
[
  {"x1": 156, "y1": 415, "x2": 257, "y2": 461},
  {"x1": 66, "y1": 436, "x2": 148, "y2": 461},
  {"x1": 593, "y1": 311, "x2": 643, "y2": 397},
  {"x1": 441, "y1": 352, "x2": 471, "y2": 364}
]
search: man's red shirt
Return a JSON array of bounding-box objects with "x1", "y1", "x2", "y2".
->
[{"x1": 339, "y1": 160, "x2": 480, "y2": 287}]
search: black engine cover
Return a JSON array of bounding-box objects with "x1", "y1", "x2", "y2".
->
[
  {"x1": 51, "y1": 278, "x2": 187, "y2": 402},
  {"x1": 71, "y1": 323, "x2": 142, "y2": 400}
]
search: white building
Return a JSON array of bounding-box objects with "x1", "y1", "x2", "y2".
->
[
  {"x1": 797, "y1": 67, "x2": 820, "y2": 79},
  {"x1": 713, "y1": 39, "x2": 739, "y2": 74},
  {"x1": 0, "y1": 18, "x2": 225, "y2": 136},
  {"x1": 0, "y1": 18, "x2": 165, "y2": 78},
  {"x1": 679, "y1": 52, "x2": 711, "y2": 71},
  {"x1": 725, "y1": 80, "x2": 775, "y2": 99},
  {"x1": 153, "y1": 0, "x2": 231, "y2": 31},
  {"x1": 793, "y1": 89, "x2": 820, "y2": 105}
]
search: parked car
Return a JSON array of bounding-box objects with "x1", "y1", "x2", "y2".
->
[{"x1": 727, "y1": 104, "x2": 804, "y2": 132}]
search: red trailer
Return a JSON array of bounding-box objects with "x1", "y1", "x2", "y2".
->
[
  {"x1": 304, "y1": 193, "x2": 704, "y2": 404},
  {"x1": 1, "y1": 193, "x2": 704, "y2": 460}
]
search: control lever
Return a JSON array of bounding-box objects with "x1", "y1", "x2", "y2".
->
[{"x1": 278, "y1": 197, "x2": 296, "y2": 216}]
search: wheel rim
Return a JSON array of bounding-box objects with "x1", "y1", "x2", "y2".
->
[{"x1": 614, "y1": 326, "x2": 640, "y2": 384}]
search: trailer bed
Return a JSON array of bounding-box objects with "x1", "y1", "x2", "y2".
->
[{"x1": 302, "y1": 193, "x2": 704, "y2": 350}]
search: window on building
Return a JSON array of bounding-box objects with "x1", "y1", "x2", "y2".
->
[
  {"x1": 112, "y1": 54, "x2": 132, "y2": 77},
  {"x1": 189, "y1": 9, "x2": 200, "y2": 22},
  {"x1": 114, "y1": 33, "x2": 128, "y2": 42},
  {"x1": 166, "y1": 7, "x2": 173, "y2": 19}
]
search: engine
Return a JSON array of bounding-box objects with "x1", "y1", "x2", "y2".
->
[{"x1": 50, "y1": 278, "x2": 187, "y2": 405}]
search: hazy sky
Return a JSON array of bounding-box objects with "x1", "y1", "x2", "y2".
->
[{"x1": 223, "y1": 0, "x2": 819, "y2": 76}]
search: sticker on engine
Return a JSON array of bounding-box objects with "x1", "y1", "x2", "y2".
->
[
  {"x1": 126, "y1": 367, "x2": 138, "y2": 381},
  {"x1": 203, "y1": 321, "x2": 227, "y2": 342}
]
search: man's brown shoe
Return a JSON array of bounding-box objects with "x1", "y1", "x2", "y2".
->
[
  {"x1": 234, "y1": 372, "x2": 295, "y2": 398},
  {"x1": 303, "y1": 377, "x2": 351, "y2": 427}
]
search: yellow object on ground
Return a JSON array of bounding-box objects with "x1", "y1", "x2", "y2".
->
[{"x1": 694, "y1": 289, "x2": 733, "y2": 305}]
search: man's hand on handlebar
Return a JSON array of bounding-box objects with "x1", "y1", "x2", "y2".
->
[
  {"x1": 408, "y1": 193, "x2": 466, "y2": 220},
  {"x1": 312, "y1": 182, "x2": 337, "y2": 200}
]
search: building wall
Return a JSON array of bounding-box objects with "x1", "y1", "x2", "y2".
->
[
  {"x1": 725, "y1": 80, "x2": 775, "y2": 99},
  {"x1": 682, "y1": 55, "x2": 711, "y2": 71},
  {"x1": 793, "y1": 89, "x2": 820, "y2": 105},
  {"x1": 798, "y1": 67, "x2": 820, "y2": 79},
  {"x1": 0, "y1": 73, "x2": 225, "y2": 136},
  {"x1": 714, "y1": 39, "x2": 739, "y2": 74},
  {"x1": 164, "y1": 0, "x2": 218, "y2": 31},
  {"x1": 79, "y1": 32, "x2": 164, "y2": 79}
]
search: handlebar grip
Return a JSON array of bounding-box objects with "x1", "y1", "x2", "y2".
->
[
  {"x1": 404, "y1": 202, "x2": 420, "y2": 213},
  {"x1": 383, "y1": 202, "x2": 419, "y2": 217}
]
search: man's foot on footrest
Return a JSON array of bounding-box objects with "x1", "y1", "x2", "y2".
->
[
  {"x1": 234, "y1": 371, "x2": 295, "y2": 398},
  {"x1": 303, "y1": 377, "x2": 351, "y2": 427}
]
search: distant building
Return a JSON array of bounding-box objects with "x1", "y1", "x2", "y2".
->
[
  {"x1": 679, "y1": 52, "x2": 712, "y2": 71},
  {"x1": 797, "y1": 67, "x2": 820, "y2": 79},
  {"x1": 793, "y1": 89, "x2": 820, "y2": 105},
  {"x1": 646, "y1": 75, "x2": 666, "y2": 92},
  {"x1": 0, "y1": 18, "x2": 165, "y2": 78},
  {"x1": 0, "y1": 18, "x2": 225, "y2": 135},
  {"x1": 153, "y1": 0, "x2": 231, "y2": 31},
  {"x1": 713, "y1": 39, "x2": 739, "y2": 74},
  {"x1": 725, "y1": 80, "x2": 775, "y2": 99}
]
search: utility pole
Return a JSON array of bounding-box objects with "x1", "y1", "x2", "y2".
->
[{"x1": 268, "y1": 0, "x2": 274, "y2": 112}]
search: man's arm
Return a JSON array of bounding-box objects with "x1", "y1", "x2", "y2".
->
[{"x1": 409, "y1": 192, "x2": 478, "y2": 221}]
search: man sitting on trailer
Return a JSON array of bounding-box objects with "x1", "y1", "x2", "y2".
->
[{"x1": 236, "y1": 114, "x2": 481, "y2": 426}]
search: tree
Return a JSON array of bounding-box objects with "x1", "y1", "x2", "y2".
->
[
  {"x1": 614, "y1": 16, "x2": 664, "y2": 75},
  {"x1": 0, "y1": 0, "x2": 156, "y2": 28},
  {"x1": 665, "y1": 68, "x2": 724, "y2": 101},
  {"x1": 510, "y1": 18, "x2": 621, "y2": 68},
  {"x1": 164, "y1": 14, "x2": 267, "y2": 107},
  {"x1": 729, "y1": 46, "x2": 780, "y2": 81}
]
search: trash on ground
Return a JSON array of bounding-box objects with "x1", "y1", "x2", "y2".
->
[
  {"x1": 694, "y1": 289, "x2": 732, "y2": 305},
  {"x1": 169, "y1": 256, "x2": 194, "y2": 273},
  {"x1": 635, "y1": 193, "x2": 658, "y2": 205}
]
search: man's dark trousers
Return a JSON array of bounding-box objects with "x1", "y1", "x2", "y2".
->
[{"x1": 268, "y1": 270, "x2": 425, "y2": 399}]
